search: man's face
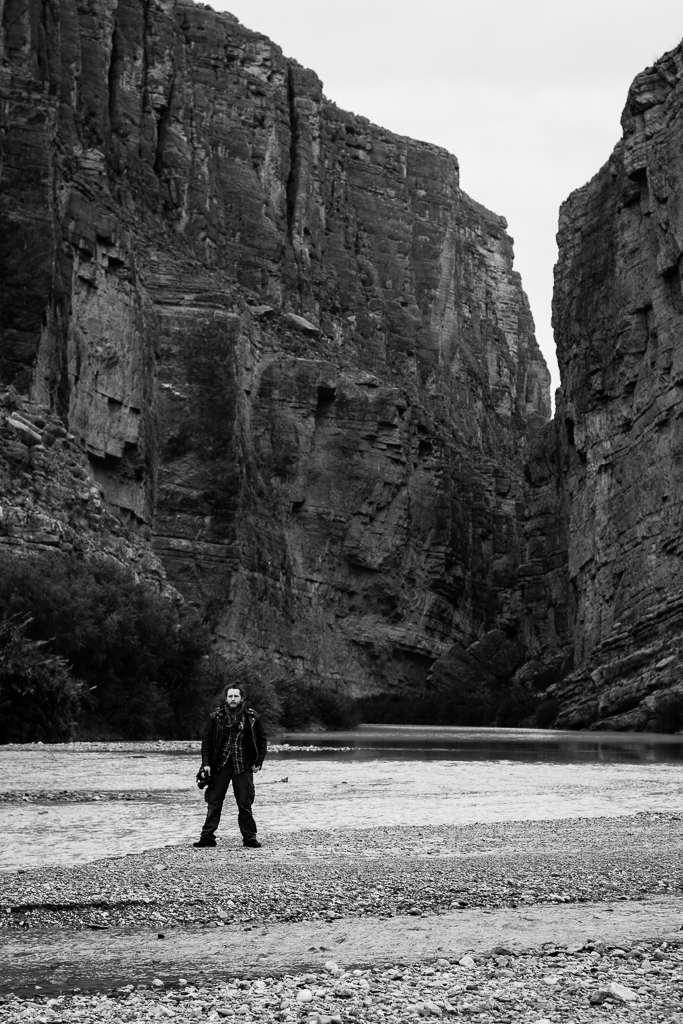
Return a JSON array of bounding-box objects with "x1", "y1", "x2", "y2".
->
[{"x1": 226, "y1": 688, "x2": 242, "y2": 709}]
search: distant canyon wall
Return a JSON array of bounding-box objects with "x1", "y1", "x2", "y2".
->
[
  {"x1": 0, "y1": 0, "x2": 550, "y2": 696},
  {"x1": 523, "y1": 42, "x2": 683, "y2": 729}
]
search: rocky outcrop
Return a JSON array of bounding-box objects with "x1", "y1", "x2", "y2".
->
[
  {"x1": 0, "y1": 0, "x2": 550, "y2": 696},
  {"x1": 522, "y1": 42, "x2": 683, "y2": 730},
  {"x1": 0, "y1": 388, "x2": 170, "y2": 589}
]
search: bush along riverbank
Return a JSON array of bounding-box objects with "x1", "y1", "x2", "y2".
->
[{"x1": 0, "y1": 552, "x2": 358, "y2": 743}]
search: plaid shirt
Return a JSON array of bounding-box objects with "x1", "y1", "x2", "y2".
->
[{"x1": 217, "y1": 708, "x2": 248, "y2": 774}]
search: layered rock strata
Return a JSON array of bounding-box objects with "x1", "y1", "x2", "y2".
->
[
  {"x1": 0, "y1": 388, "x2": 170, "y2": 589},
  {"x1": 0, "y1": 0, "x2": 549, "y2": 695},
  {"x1": 523, "y1": 42, "x2": 683, "y2": 729}
]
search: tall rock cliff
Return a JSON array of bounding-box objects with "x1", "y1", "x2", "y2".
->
[
  {"x1": 0, "y1": 0, "x2": 549, "y2": 696},
  {"x1": 523, "y1": 41, "x2": 683, "y2": 729}
]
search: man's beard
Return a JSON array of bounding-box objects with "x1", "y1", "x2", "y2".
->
[{"x1": 224, "y1": 700, "x2": 243, "y2": 722}]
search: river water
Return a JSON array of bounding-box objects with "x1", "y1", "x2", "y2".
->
[{"x1": 1, "y1": 725, "x2": 681, "y2": 872}]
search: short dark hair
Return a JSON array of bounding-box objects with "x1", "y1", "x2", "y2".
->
[{"x1": 224, "y1": 684, "x2": 245, "y2": 700}]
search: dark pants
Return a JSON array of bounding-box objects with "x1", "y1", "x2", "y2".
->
[{"x1": 201, "y1": 759, "x2": 257, "y2": 842}]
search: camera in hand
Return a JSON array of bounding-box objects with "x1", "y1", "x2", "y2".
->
[{"x1": 196, "y1": 766, "x2": 211, "y2": 789}]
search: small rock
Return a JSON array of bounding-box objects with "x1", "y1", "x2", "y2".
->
[
  {"x1": 423, "y1": 999, "x2": 443, "y2": 1016},
  {"x1": 249, "y1": 304, "x2": 275, "y2": 320},
  {"x1": 589, "y1": 989, "x2": 610, "y2": 1005},
  {"x1": 297, "y1": 989, "x2": 313, "y2": 1003},
  {"x1": 459, "y1": 955, "x2": 476, "y2": 968},
  {"x1": 607, "y1": 981, "x2": 638, "y2": 1002},
  {"x1": 151, "y1": 978, "x2": 164, "y2": 988},
  {"x1": 284, "y1": 312, "x2": 320, "y2": 335}
]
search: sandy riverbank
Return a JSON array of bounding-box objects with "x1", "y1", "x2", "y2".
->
[{"x1": 1, "y1": 813, "x2": 683, "y2": 1021}]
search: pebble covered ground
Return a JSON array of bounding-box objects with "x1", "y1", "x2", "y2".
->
[
  {"x1": 2, "y1": 814, "x2": 681, "y2": 932},
  {"x1": 1, "y1": 812, "x2": 683, "y2": 1022},
  {"x1": 2, "y1": 941, "x2": 683, "y2": 1022}
]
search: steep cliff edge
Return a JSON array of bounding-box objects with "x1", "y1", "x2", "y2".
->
[
  {"x1": 0, "y1": 0, "x2": 550, "y2": 697},
  {"x1": 524, "y1": 42, "x2": 683, "y2": 729}
]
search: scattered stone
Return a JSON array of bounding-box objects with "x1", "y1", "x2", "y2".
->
[
  {"x1": 283, "y1": 312, "x2": 320, "y2": 335},
  {"x1": 607, "y1": 980, "x2": 639, "y2": 1002}
]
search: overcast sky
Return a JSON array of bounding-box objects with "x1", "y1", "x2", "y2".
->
[{"x1": 211, "y1": 1, "x2": 682, "y2": 396}]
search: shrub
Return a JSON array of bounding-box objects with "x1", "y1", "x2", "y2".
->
[
  {"x1": 495, "y1": 686, "x2": 540, "y2": 728},
  {"x1": 279, "y1": 679, "x2": 359, "y2": 731},
  {"x1": 199, "y1": 646, "x2": 359, "y2": 732},
  {"x1": 0, "y1": 614, "x2": 86, "y2": 742},
  {"x1": 534, "y1": 697, "x2": 560, "y2": 729},
  {"x1": 0, "y1": 552, "x2": 212, "y2": 740},
  {"x1": 196, "y1": 649, "x2": 283, "y2": 735},
  {"x1": 651, "y1": 691, "x2": 683, "y2": 734}
]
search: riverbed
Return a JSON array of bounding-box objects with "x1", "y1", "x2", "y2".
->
[{"x1": 2, "y1": 725, "x2": 682, "y2": 872}]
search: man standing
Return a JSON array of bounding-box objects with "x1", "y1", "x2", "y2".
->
[{"x1": 194, "y1": 685, "x2": 267, "y2": 849}]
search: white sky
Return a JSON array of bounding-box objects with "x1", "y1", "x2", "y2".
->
[{"x1": 210, "y1": 0, "x2": 683, "y2": 396}]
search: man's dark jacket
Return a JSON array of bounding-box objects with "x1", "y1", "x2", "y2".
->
[{"x1": 201, "y1": 706, "x2": 267, "y2": 772}]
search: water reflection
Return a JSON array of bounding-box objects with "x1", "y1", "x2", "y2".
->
[{"x1": 282, "y1": 724, "x2": 683, "y2": 763}]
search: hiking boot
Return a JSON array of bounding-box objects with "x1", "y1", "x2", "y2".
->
[
  {"x1": 243, "y1": 838, "x2": 262, "y2": 848},
  {"x1": 193, "y1": 837, "x2": 216, "y2": 848}
]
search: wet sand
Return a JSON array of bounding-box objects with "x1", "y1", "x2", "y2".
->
[{"x1": 2, "y1": 895, "x2": 683, "y2": 994}]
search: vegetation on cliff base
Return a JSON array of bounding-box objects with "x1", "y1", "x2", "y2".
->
[
  {"x1": 0, "y1": 553, "x2": 212, "y2": 742},
  {"x1": 205, "y1": 643, "x2": 359, "y2": 734},
  {"x1": 0, "y1": 553, "x2": 563, "y2": 741},
  {"x1": 358, "y1": 685, "x2": 560, "y2": 729},
  {"x1": 0, "y1": 614, "x2": 85, "y2": 742},
  {"x1": 0, "y1": 553, "x2": 359, "y2": 742}
]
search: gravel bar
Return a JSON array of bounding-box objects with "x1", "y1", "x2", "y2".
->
[{"x1": 1, "y1": 813, "x2": 682, "y2": 1022}]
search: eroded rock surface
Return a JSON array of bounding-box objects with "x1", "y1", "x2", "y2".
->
[
  {"x1": 0, "y1": 389, "x2": 170, "y2": 589},
  {"x1": 0, "y1": 0, "x2": 549, "y2": 695}
]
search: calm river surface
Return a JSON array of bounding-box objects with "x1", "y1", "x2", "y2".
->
[{"x1": 1, "y1": 725, "x2": 681, "y2": 872}]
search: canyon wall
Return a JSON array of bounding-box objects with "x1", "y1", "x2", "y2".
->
[
  {"x1": 0, "y1": 0, "x2": 549, "y2": 697},
  {"x1": 523, "y1": 42, "x2": 683, "y2": 729},
  {"x1": 5, "y1": 0, "x2": 683, "y2": 728}
]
